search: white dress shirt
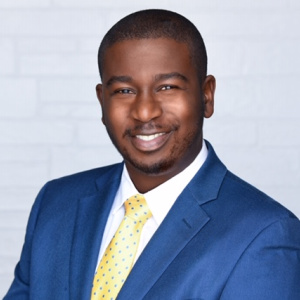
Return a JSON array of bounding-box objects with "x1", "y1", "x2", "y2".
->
[{"x1": 96, "y1": 141, "x2": 208, "y2": 267}]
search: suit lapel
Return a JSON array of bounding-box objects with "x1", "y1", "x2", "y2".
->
[
  {"x1": 69, "y1": 164, "x2": 123, "y2": 300},
  {"x1": 117, "y1": 188, "x2": 210, "y2": 300},
  {"x1": 117, "y1": 141, "x2": 227, "y2": 299}
]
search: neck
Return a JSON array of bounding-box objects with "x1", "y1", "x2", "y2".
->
[{"x1": 125, "y1": 151, "x2": 201, "y2": 193}]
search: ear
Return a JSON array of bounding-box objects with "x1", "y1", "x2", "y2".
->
[
  {"x1": 96, "y1": 84, "x2": 106, "y2": 125},
  {"x1": 202, "y1": 75, "x2": 216, "y2": 118}
]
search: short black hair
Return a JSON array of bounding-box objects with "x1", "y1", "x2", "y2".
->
[{"x1": 98, "y1": 9, "x2": 207, "y2": 83}]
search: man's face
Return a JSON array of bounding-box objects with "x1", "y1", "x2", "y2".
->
[{"x1": 98, "y1": 38, "x2": 214, "y2": 179}]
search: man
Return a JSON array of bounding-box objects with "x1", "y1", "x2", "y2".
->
[{"x1": 4, "y1": 9, "x2": 300, "y2": 300}]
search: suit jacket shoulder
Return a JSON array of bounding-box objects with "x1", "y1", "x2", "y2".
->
[
  {"x1": 119, "y1": 142, "x2": 300, "y2": 300},
  {"x1": 4, "y1": 162, "x2": 124, "y2": 300},
  {"x1": 44, "y1": 162, "x2": 123, "y2": 198}
]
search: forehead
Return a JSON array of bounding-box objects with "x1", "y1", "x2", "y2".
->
[{"x1": 101, "y1": 38, "x2": 196, "y2": 82}]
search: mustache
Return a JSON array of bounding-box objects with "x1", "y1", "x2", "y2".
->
[{"x1": 123, "y1": 122, "x2": 178, "y2": 137}]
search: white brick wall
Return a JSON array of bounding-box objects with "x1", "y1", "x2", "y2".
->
[{"x1": 1, "y1": 0, "x2": 300, "y2": 296}]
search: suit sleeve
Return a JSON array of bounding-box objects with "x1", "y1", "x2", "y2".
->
[
  {"x1": 220, "y1": 216, "x2": 300, "y2": 299},
  {"x1": 3, "y1": 184, "x2": 47, "y2": 300}
]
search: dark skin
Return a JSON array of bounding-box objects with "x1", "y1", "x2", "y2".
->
[{"x1": 97, "y1": 38, "x2": 215, "y2": 193}]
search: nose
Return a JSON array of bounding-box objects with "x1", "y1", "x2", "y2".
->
[{"x1": 131, "y1": 91, "x2": 163, "y2": 123}]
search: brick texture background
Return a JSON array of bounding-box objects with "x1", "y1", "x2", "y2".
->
[{"x1": 1, "y1": 0, "x2": 300, "y2": 296}]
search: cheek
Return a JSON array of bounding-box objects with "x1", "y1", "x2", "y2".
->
[
  {"x1": 173, "y1": 100, "x2": 202, "y2": 123},
  {"x1": 103, "y1": 102, "x2": 128, "y2": 127}
]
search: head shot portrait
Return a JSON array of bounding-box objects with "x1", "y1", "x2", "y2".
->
[{"x1": 2, "y1": 5, "x2": 300, "y2": 300}]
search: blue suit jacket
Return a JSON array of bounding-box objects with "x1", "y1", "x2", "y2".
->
[{"x1": 4, "y1": 142, "x2": 300, "y2": 299}]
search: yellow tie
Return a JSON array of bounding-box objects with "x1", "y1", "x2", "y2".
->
[{"x1": 91, "y1": 194, "x2": 152, "y2": 300}]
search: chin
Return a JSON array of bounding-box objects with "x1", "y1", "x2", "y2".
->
[{"x1": 127, "y1": 157, "x2": 177, "y2": 175}]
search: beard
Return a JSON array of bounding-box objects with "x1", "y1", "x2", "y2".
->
[
  {"x1": 122, "y1": 147, "x2": 178, "y2": 175},
  {"x1": 105, "y1": 118, "x2": 203, "y2": 176}
]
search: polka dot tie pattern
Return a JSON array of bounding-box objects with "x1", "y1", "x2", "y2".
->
[{"x1": 91, "y1": 194, "x2": 152, "y2": 300}]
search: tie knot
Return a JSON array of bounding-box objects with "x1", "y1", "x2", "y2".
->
[{"x1": 124, "y1": 194, "x2": 152, "y2": 223}]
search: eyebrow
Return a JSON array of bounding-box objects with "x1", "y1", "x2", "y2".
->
[
  {"x1": 105, "y1": 72, "x2": 188, "y2": 87},
  {"x1": 105, "y1": 75, "x2": 133, "y2": 87},
  {"x1": 155, "y1": 72, "x2": 188, "y2": 82}
]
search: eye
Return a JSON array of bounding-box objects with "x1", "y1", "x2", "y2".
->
[
  {"x1": 115, "y1": 88, "x2": 134, "y2": 94},
  {"x1": 160, "y1": 85, "x2": 176, "y2": 91},
  {"x1": 161, "y1": 85, "x2": 172, "y2": 91}
]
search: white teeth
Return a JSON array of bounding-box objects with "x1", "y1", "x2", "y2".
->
[{"x1": 136, "y1": 133, "x2": 165, "y2": 141}]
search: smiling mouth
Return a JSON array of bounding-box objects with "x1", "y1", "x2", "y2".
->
[
  {"x1": 131, "y1": 131, "x2": 172, "y2": 152},
  {"x1": 136, "y1": 132, "x2": 166, "y2": 141}
]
